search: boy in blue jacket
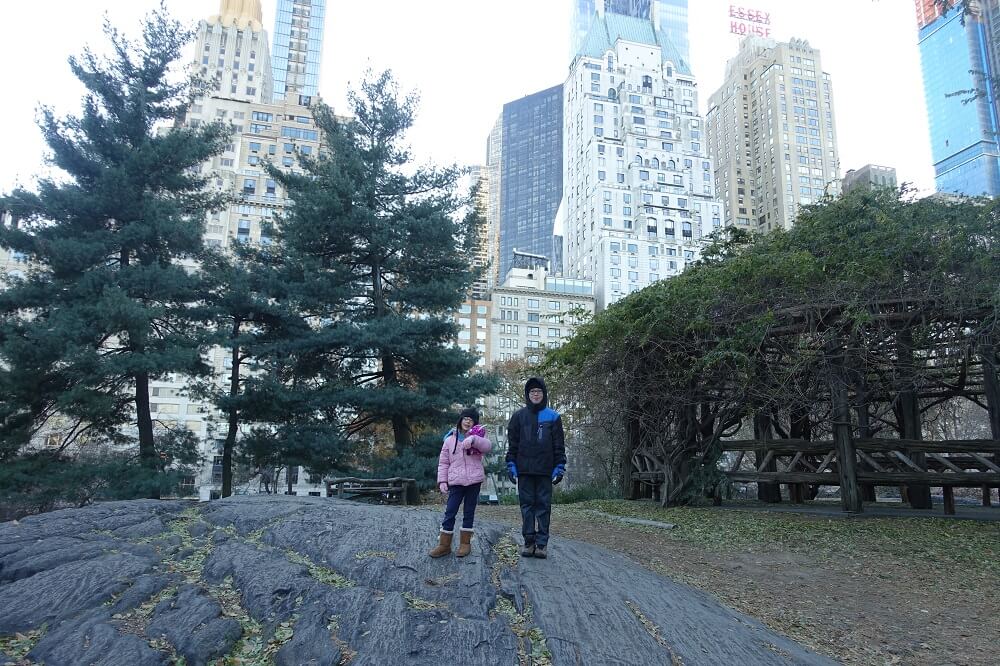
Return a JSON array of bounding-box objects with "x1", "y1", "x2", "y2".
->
[{"x1": 505, "y1": 377, "x2": 566, "y2": 559}]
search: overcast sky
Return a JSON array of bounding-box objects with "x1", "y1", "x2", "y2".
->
[{"x1": 0, "y1": 1, "x2": 933, "y2": 193}]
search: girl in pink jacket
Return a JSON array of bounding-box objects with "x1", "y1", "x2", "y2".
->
[{"x1": 428, "y1": 407, "x2": 492, "y2": 558}]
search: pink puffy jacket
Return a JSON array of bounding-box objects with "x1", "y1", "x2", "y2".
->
[{"x1": 437, "y1": 428, "x2": 492, "y2": 488}]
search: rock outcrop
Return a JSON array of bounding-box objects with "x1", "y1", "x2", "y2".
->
[{"x1": 0, "y1": 496, "x2": 835, "y2": 665}]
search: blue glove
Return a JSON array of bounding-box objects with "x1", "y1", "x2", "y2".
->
[
  {"x1": 507, "y1": 462, "x2": 518, "y2": 483},
  {"x1": 552, "y1": 464, "x2": 565, "y2": 485}
]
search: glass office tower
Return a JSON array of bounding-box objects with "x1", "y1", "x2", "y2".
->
[
  {"x1": 499, "y1": 85, "x2": 564, "y2": 281},
  {"x1": 570, "y1": 0, "x2": 688, "y2": 67},
  {"x1": 917, "y1": 1, "x2": 1000, "y2": 195},
  {"x1": 271, "y1": 0, "x2": 326, "y2": 100}
]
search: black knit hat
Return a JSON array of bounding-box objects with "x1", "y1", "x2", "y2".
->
[
  {"x1": 453, "y1": 407, "x2": 480, "y2": 453},
  {"x1": 458, "y1": 407, "x2": 480, "y2": 425}
]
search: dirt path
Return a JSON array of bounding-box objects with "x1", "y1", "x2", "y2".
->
[{"x1": 478, "y1": 503, "x2": 1000, "y2": 666}]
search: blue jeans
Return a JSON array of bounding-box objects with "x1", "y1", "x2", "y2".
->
[
  {"x1": 517, "y1": 475, "x2": 553, "y2": 547},
  {"x1": 442, "y1": 483, "x2": 481, "y2": 531}
]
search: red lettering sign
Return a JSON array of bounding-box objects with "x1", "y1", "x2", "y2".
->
[
  {"x1": 728, "y1": 5, "x2": 773, "y2": 36},
  {"x1": 728, "y1": 6, "x2": 772, "y2": 26}
]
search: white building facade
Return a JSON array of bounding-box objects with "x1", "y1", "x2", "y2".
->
[
  {"x1": 490, "y1": 265, "x2": 595, "y2": 367},
  {"x1": 153, "y1": 0, "x2": 325, "y2": 499},
  {"x1": 706, "y1": 37, "x2": 840, "y2": 233},
  {"x1": 562, "y1": 13, "x2": 724, "y2": 309}
]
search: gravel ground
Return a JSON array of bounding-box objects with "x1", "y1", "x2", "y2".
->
[{"x1": 477, "y1": 500, "x2": 1000, "y2": 666}]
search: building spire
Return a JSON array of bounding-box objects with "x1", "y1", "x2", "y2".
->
[{"x1": 209, "y1": 0, "x2": 264, "y2": 31}]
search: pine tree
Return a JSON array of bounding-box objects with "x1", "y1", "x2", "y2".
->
[
  {"x1": 194, "y1": 247, "x2": 310, "y2": 497},
  {"x1": 0, "y1": 9, "x2": 229, "y2": 494},
  {"x1": 269, "y1": 70, "x2": 496, "y2": 457}
]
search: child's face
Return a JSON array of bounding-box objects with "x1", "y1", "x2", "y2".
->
[
  {"x1": 460, "y1": 416, "x2": 474, "y2": 431},
  {"x1": 528, "y1": 388, "x2": 544, "y2": 404}
]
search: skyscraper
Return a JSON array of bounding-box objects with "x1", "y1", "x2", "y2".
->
[
  {"x1": 485, "y1": 116, "x2": 503, "y2": 289},
  {"x1": 271, "y1": 0, "x2": 326, "y2": 100},
  {"x1": 200, "y1": 0, "x2": 273, "y2": 103},
  {"x1": 570, "y1": 0, "x2": 689, "y2": 68},
  {"x1": 498, "y1": 85, "x2": 564, "y2": 283},
  {"x1": 706, "y1": 37, "x2": 840, "y2": 232},
  {"x1": 165, "y1": 0, "x2": 325, "y2": 498},
  {"x1": 562, "y1": 12, "x2": 722, "y2": 309},
  {"x1": 915, "y1": 0, "x2": 1000, "y2": 196}
]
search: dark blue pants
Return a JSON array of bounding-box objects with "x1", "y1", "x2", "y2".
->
[
  {"x1": 442, "y1": 483, "x2": 481, "y2": 531},
  {"x1": 518, "y1": 474, "x2": 553, "y2": 547}
]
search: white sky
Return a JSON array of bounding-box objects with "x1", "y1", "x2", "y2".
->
[{"x1": 0, "y1": 1, "x2": 933, "y2": 193}]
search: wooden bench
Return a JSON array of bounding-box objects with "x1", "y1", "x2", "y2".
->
[{"x1": 325, "y1": 477, "x2": 419, "y2": 505}]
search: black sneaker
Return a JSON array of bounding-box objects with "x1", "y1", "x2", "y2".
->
[
  {"x1": 533, "y1": 546, "x2": 547, "y2": 559},
  {"x1": 520, "y1": 544, "x2": 535, "y2": 557}
]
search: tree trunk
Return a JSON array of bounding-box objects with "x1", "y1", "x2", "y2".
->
[
  {"x1": 754, "y1": 412, "x2": 781, "y2": 503},
  {"x1": 287, "y1": 466, "x2": 294, "y2": 495},
  {"x1": 623, "y1": 409, "x2": 641, "y2": 500},
  {"x1": 789, "y1": 405, "x2": 811, "y2": 503},
  {"x1": 854, "y1": 372, "x2": 877, "y2": 502},
  {"x1": 897, "y1": 330, "x2": 931, "y2": 509},
  {"x1": 980, "y1": 340, "x2": 1000, "y2": 506},
  {"x1": 829, "y1": 344, "x2": 862, "y2": 513},
  {"x1": 134, "y1": 368, "x2": 159, "y2": 499},
  {"x1": 222, "y1": 320, "x2": 242, "y2": 498}
]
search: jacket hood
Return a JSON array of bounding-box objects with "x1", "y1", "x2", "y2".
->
[{"x1": 524, "y1": 377, "x2": 548, "y2": 411}]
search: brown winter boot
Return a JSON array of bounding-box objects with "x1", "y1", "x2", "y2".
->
[
  {"x1": 456, "y1": 528, "x2": 474, "y2": 557},
  {"x1": 428, "y1": 530, "x2": 453, "y2": 558}
]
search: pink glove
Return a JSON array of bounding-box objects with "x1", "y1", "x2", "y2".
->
[
  {"x1": 438, "y1": 482, "x2": 448, "y2": 494},
  {"x1": 469, "y1": 424, "x2": 486, "y2": 438}
]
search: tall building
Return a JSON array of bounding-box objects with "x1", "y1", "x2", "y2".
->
[
  {"x1": 167, "y1": 0, "x2": 325, "y2": 499},
  {"x1": 563, "y1": 12, "x2": 723, "y2": 309},
  {"x1": 499, "y1": 85, "x2": 564, "y2": 282},
  {"x1": 706, "y1": 37, "x2": 840, "y2": 232},
  {"x1": 916, "y1": 1, "x2": 1000, "y2": 196},
  {"x1": 570, "y1": 0, "x2": 690, "y2": 68},
  {"x1": 842, "y1": 164, "x2": 897, "y2": 194},
  {"x1": 491, "y1": 263, "x2": 594, "y2": 367},
  {"x1": 271, "y1": 0, "x2": 326, "y2": 100},
  {"x1": 466, "y1": 166, "x2": 491, "y2": 301},
  {"x1": 200, "y1": 0, "x2": 273, "y2": 103},
  {"x1": 484, "y1": 116, "x2": 503, "y2": 290}
]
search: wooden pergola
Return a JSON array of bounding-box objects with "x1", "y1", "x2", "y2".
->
[{"x1": 626, "y1": 297, "x2": 1000, "y2": 513}]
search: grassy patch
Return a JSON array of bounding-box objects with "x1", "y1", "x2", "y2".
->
[
  {"x1": 575, "y1": 500, "x2": 1000, "y2": 571},
  {"x1": 491, "y1": 595, "x2": 551, "y2": 665},
  {"x1": 284, "y1": 550, "x2": 353, "y2": 588},
  {"x1": 112, "y1": 586, "x2": 179, "y2": 636},
  {"x1": 0, "y1": 627, "x2": 45, "y2": 662},
  {"x1": 625, "y1": 600, "x2": 683, "y2": 664},
  {"x1": 402, "y1": 592, "x2": 445, "y2": 611},
  {"x1": 490, "y1": 534, "x2": 520, "y2": 587},
  {"x1": 552, "y1": 482, "x2": 622, "y2": 504},
  {"x1": 206, "y1": 576, "x2": 300, "y2": 666},
  {"x1": 326, "y1": 616, "x2": 356, "y2": 665},
  {"x1": 167, "y1": 544, "x2": 212, "y2": 583}
]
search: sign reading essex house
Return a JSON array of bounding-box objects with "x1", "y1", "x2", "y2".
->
[{"x1": 729, "y1": 5, "x2": 772, "y2": 38}]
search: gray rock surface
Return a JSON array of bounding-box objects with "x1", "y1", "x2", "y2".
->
[
  {"x1": 146, "y1": 586, "x2": 242, "y2": 665},
  {"x1": 28, "y1": 608, "x2": 167, "y2": 666},
  {"x1": 0, "y1": 496, "x2": 837, "y2": 665}
]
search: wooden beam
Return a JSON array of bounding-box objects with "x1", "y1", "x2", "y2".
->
[
  {"x1": 858, "y1": 449, "x2": 888, "y2": 473},
  {"x1": 725, "y1": 471, "x2": 1000, "y2": 486},
  {"x1": 969, "y1": 452, "x2": 1000, "y2": 474},
  {"x1": 718, "y1": 439, "x2": 1000, "y2": 454},
  {"x1": 729, "y1": 450, "x2": 745, "y2": 472},
  {"x1": 943, "y1": 486, "x2": 956, "y2": 515},
  {"x1": 927, "y1": 452, "x2": 964, "y2": 474}
]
